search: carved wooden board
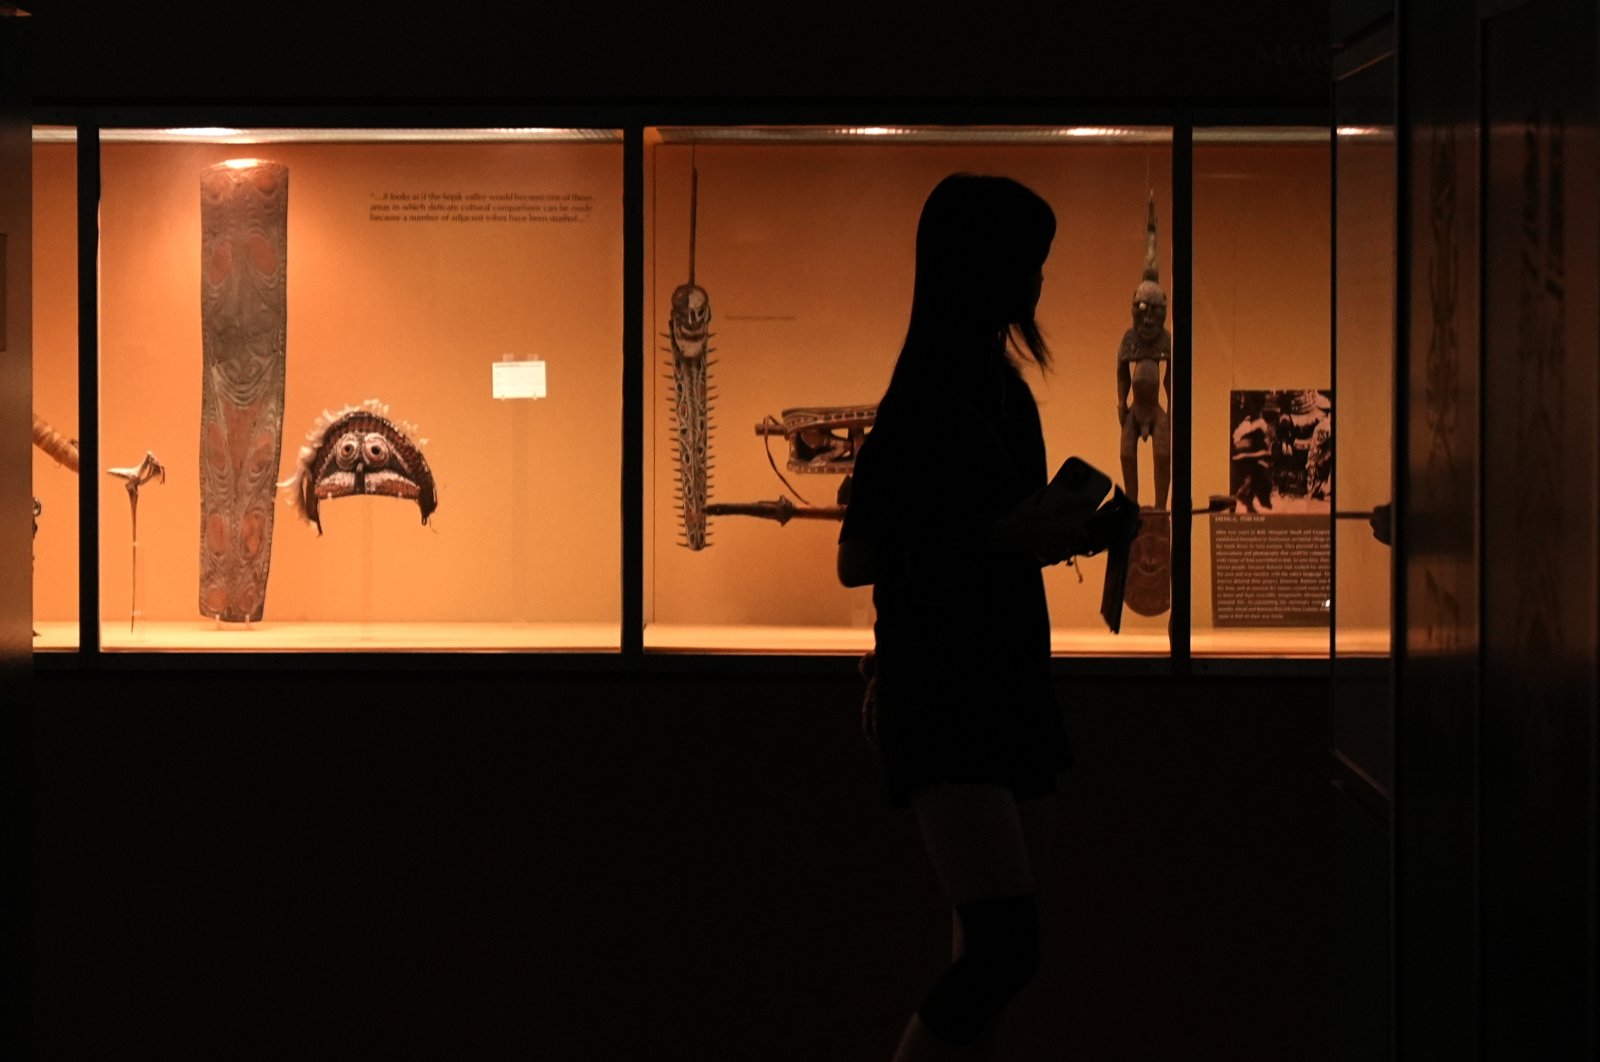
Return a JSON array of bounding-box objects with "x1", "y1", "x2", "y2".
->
[{"x1": 197, "y1": 160, "x2": 288, "y2": 622}]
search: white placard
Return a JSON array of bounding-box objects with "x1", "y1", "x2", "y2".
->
[{"x1": 493, "y1": 359, "x2": 546, "y2": 400}]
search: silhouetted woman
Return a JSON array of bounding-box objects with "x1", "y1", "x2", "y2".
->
[{"x1": 838, "y1": 174, "x2": 1077, "y2": 1060}]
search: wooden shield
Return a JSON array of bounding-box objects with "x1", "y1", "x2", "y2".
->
[{"x1": 1126, "y1": 508, "x2": 1172, "y2": 617}]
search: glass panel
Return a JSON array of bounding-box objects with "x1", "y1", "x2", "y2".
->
[
  {"x1": 643, "y1": 125, "x2": 1173, "y2": 655},
  {"x1": 96, "y1": 128, "x2": 624, "y2": 651},
  {"x1": 1191, "y1": 127, "x2": 1333, "y2": 657},
  {"x1": 1334, "y1": 67, "x2": 1396, "y2": 659},
  {"x1": 1328, "y1": 52, "x2": 1396, "y2": 814},
  {"x1": 32, "y1": 126, "x2": 78, "y2": 650}
]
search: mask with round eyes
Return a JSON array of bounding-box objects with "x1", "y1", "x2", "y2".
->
[
  {"x1": 333, "y1": 434, "x2": 361, "y2": 470},
  {"x1": 280, "y1": 399, "x2": 437, "y2": 535},
  {"x1": 331, "y1": 432, "x2": 394, "y2": 471}
]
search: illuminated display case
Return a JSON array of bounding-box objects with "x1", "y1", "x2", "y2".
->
[
  {"x1": 642, "y1": 124, "x2": 1386, "y2": 659},
  {"x1": 1191, "y1": 127, "x2": 1341, "y2": 655},
  {"x1": 33, "y1": 126, "x2": 624, "y2": 652},
  {"x1": 28, "y1": 116, "x2": 1389, "y2": 661},
  {"x1": 1332, "y1": 101, "x2": 1397, "y2": 661},
  {"x1": 31, "y1": 127, "x2": 78, "y2": 648},
  {"x1": 644, "y1": 125, "x2": 1177, "y2": 655}
]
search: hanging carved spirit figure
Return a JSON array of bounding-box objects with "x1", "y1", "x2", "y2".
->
[
  {"x1": 1116, "y1": 193, "x2": 1172, "y2": 510},
  {"x1": 1116, "y1": 194, "x2": 1173, "y2": 617},
  {"x1": 665, "y1": 164, "x2": 715, "y2": 549},
  {"x1": 197, "y1": 159, "x2": 289, "y2": 623}
]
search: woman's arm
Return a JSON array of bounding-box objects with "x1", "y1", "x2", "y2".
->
[
  {"x1": 840, "y1": 495, "x2": 1070, "y2": 585},
  {"x1": 988, "y1": 486, "x2": 1102, "y2": 566}
]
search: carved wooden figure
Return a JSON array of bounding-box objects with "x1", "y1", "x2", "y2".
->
[
  {"x1": 1116, "y1": 193, "x2": 1172, "y2": 510},
  {"x1": 1125, "y1": 510, "x2": 1171, "y2": 618},
  {"x1": 1116, "y1": 194, "x2": 1174, "y2": 617},
  {"x1": 197, "y1": 159, "x2": 288, "y2": 623}
]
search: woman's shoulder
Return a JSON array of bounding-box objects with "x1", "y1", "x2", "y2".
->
[
  {"x1": 880, "y1": 364, "x2": 969, "y2": 414},
  {"x1": 864, "y1": 375, "x2": 920, "y2": 435}
]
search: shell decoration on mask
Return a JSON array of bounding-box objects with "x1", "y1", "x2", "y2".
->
[{"x1": 279, "y1": 399, "x2": 437, "y2": 535}]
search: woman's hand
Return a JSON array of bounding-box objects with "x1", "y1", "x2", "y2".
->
[
  {"x1": 858, "y1": 651, "x2": 880, "y2": 751},
  {"x1": 989, "y1": 488, "x2": 1089, "y2": 565}
]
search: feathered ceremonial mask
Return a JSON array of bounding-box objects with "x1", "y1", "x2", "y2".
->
[{"x1": 280, "y1": 399, "x2": 436, "y2": 534}]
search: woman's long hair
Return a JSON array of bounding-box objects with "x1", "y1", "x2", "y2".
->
[{"x1": 892, "y1": 174, "x2": 1056, "y2": 383}]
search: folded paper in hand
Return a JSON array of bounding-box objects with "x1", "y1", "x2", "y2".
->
[{"x1": 1045, "y1": 457, "x2": 1142, "y2": 634}]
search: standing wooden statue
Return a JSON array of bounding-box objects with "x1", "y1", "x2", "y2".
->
[
  {"x1": 1116, "y1": 194, "x2": 1172, "y2": 617},
  {"x1": 197, "y1": 159, "x2": 288, "y2": 623},
  {"x1": 1116, "y1": 193, "x2": 1172, "y2": 510}
]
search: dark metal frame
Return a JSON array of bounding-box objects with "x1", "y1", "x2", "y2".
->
[
  {"x1": 1329, "y1": 30, "x2": 1399, "y2": 799},
  {"x1": 1329, "y1": 24, "x2": 1400, "y2": 1062},
  {"x1": 29, "y1": 101, "x2": 1336, "y2": 677}
]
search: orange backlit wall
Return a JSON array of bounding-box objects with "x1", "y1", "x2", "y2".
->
[{"x1": 36, "y1": 141, "x2": 623, "y2": 627}]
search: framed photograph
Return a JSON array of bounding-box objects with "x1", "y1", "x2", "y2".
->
[{"x1": 1228, "y1": 389, "x2": 1333, "y2": 514}]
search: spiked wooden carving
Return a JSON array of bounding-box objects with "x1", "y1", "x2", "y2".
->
[{"x1": 664, "y1": 165, "x2": 715, "y2": 549}]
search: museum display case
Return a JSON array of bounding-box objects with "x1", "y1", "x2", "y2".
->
[
  {"x1": 1332, "y1": 71, "x2": 1397, "y2": 660},
  {"x1": 31, "y1": 126, "x2": 77, "y2": 649},
  {"x1": 27, "y1": 115, "x2": 1371, "y2": 662},
  {"x1": 642, "y1": 125, "x2": 1178, "y2": 655},
  {"x1": 34, "y1": 126, "x2": 625, "y2": 652},
  {"x1": 1189, "y1": 126, "x2": 1346, "y2": 657},
  {"x1": 641, "y1": 124, "x2": 1372, "y2": 658}
]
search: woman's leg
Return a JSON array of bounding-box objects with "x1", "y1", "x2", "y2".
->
[
  {"x1": 936, "y1": 794, "x2": 1056, "y2": 1060},
  {"x1": 892, "y1": 784, "x2": 1042, "y2": 1062},
  {"x1": 1019, "y1": 793, "x2": 1057, "y2": 885}
]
